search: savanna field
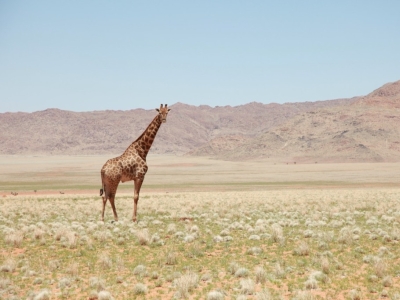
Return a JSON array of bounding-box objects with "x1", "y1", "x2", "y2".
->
[{"x1": 1, "y1": 156, "x2": 400, "y2": 299}]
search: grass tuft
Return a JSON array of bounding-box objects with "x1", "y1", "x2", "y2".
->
[{"x1": 133, "y1": 283, "x2": 147, "y2": 295}]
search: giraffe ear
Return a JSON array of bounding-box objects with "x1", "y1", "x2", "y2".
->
[
  {"x1": 155, "y1": 109, "x2": 160, "y2": 112},
  {"x1": 168, "y1": 109, "x2": 171, "y2": 112}
]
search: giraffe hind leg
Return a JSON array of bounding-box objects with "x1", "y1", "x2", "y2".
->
[
  {"x1": 101, "y1": 194, "x2": 107, "y2": 222},
  {"x1": 101, "y1": 183, "x2": 113, "y2": 222},
  {"x1": 102, "y1": 183, "x2": 119, "y2": 222}
]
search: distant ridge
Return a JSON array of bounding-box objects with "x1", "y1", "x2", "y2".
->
[
  {"x1": 1, "y1": 80, "x2": 399, "y2": 162},
  {"x1": 0, "y1": 97, "x2": 356, "y2": 156},
  {"x1": 191, "y1": 80, "x2": 400, "y2": 162}
]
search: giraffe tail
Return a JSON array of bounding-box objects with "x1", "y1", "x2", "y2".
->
[{"x1": 100, "y1": 170, "x2": 105, "y2": 196}]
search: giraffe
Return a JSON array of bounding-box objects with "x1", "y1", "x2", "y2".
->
[{"x1": 100, "y1": 104, "x2": 171, "y2": 222}]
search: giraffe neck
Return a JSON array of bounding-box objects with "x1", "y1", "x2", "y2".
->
[{"x1": 130, "y1": 115, "x2": 163, "y2": 158}]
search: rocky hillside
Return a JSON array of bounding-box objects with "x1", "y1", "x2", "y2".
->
[
  {"x1": 192, "y1": 80, "x2": 400, "y2": 162},
  {"x1": 0, "y1": 98, "x2": 355, "y2": 156}
]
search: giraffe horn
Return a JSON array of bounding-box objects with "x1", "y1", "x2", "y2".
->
[
  {"x1": 165, "y1": 104, "x2": 167, "y2": 108},
  {"x1": 160, "y1": 104, "x2": 163, "y2": 109}
]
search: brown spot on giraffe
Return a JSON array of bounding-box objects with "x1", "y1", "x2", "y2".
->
[{"x1": 100, "y1": 104, "x2": 171, "y2": 222}]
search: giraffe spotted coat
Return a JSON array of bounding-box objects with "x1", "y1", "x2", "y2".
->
[{"x1": 100, "y1": 104, "x2": 170, "y2": 222}]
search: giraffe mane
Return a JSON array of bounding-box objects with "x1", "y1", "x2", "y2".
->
[{"x1": 129, "y1": 114, "x2": 159, "y2": 146}]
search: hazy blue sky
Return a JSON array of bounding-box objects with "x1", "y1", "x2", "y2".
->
[{"x1": 1, "y1": 1, "x2": 399, "y2": 112}]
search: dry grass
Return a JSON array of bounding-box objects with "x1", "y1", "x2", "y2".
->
[
  {"x1": 0, "y1": 188, "x2": 400, "y2": 299},
  {"x1": 1, "y1": 156, "x2": 400, "y2": 299}
]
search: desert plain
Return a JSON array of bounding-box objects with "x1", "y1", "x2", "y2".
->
[{"x1": 1, "y1": 155, "x2": 400, "y2": 299}]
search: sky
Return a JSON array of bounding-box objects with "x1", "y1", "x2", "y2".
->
[{"x1": 0, "y1": 1, "x2": 399, "y2": 113}]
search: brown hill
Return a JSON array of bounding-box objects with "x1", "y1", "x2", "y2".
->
[
  {"x1": 353, "y1": 80, "x2": 400, "y2": 108},
  {"x1": 0, "y1": 98, "x2": 355, "y2": 156},
  {"x1": 196, "y1": 80, "x2": 400, "y2": 162}
]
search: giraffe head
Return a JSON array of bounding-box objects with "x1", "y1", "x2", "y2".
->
[{"x1": 156, "y1": 104, "x2": 171, "y2": 123}]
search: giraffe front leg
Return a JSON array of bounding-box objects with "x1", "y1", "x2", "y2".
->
[
  {"x1": 133, "y1": 178, "x2": 144, "y2": 222},
  {"x1": 109, "y1": 196, "x2": 118, "y2": 222}
]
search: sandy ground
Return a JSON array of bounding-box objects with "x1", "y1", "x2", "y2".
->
[
  {"x1": 1, "y1": 154, "x2": 399, "y2": 196},
  {"x1": 1, "y1": 155, "x2": 400, "y2": 299}
]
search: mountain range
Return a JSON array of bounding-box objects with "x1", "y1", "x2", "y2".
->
[{"x1": 1, "y1": 80, "x2": 399, "y2": 162}]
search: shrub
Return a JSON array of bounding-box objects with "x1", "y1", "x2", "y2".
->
[
  {"x1": 374, "y1": 258, "x2": 388, "y2": 278},
  {"x1": 98, "y1": 291, "x2": 114, "y2": 300},
  {"x1": 293, "y1": 291, "x2": 315, "y2": 300},
  {"x1": 274, "y1": 262, "x2": 286, "y2": 279},
  {"x1": 321, "y1": 257, "x2": 330, "y2": 274},
  {"x1": 201, "y1": 273, "x2": 212, "y2": 282},
  {"x1": 89, "y1": 277, "x2": 106, "y2": 292},
  {"x1": 166, "y1": 250, "x2": 178, "y2": 265},
  {"x1": 338, "y1": 227, "x2": 353, "y2": 245},
  {"x1": 136, "y1": 229, "x2": 151, "y2": 245},
  {"x1": 228, "y1": 262, "x2": 240, "y2": 275},
  {"x1": 310, "y1": 271, "x2": 328, "y2": 283},
  {"x1": 304, "y1": 278, "x2": 318, "y2": 290},
  {"x1": 293, "y1": 241, "x2": 310, "y2": 256},
  {"x1": 382, "y1": 276, "x2": 393, "y2": 287},
  {"x1": 190, "y1": 225, "x2": 199, "y2": 233},
  {"x1": 348, "y1": 289, "x2": 361, "y2": 300},
  {"x1": 270, "y1": 223, "x2": 284, "y2": 243},
  {"x1": 174, "y1": 271, "x2": 199, "y2": 298},
  {"x1": 98, "y1": 253, "x2": 112, "y2": 269},
  {"x1": 133, "y1": 264, "x2": 146, "y2": 277},
  {"x1": 256, "y1": 289, "x2": 272, "y2": 300},
  {"x1": 58, "y1": 277, "x2": 72, "y2": 289},
  {"x1": 239, "y1": 278, "x2": 255, "y2": 295},
  {"x1": 234, "y1": 267, "x2": 249, "y2": 278},
  {"x1": 151, "y1": 271, "x2": 159, "y2": 279},
  {"x1": 0, "y1": 259, "x2": 16, "y2": 273},
  {"x1": 5, "y1": 230, "x2": 24, "y2": 247},
  {"x1": 33, "y1": 289, "x2": 50, "y2": 300},
  {"x1": 254, "y1": 266, "x2": 267, "y2": 284},
  {"x1": 220, "y1": 229, "x2": 230, "y2": 236},
  {"x1": 0, "y1": 278, "x2": 11, "y2": 289},
  {"x1": 183, "y1": 234, "x2": 195, "y2": 243},
  {"x1": 207, "y1": 291, "x2": 224, "y2": 300},
  {"x1": 133, "y1": 283, "x2": 147, "y2": 295},
  {"x1": 66, "y1": 262, "x2": 79, "y2": 277},
  {"x1": 246, "y1": 247, "x2": 263, "y2": 256},
  {"x1": 64, "y1": 231, "x2": 78, "y2": 249}
]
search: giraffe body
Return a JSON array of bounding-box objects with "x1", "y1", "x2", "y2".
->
[{"x1": 100, "y1": 104, "x2": 170, "y2": 222}]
